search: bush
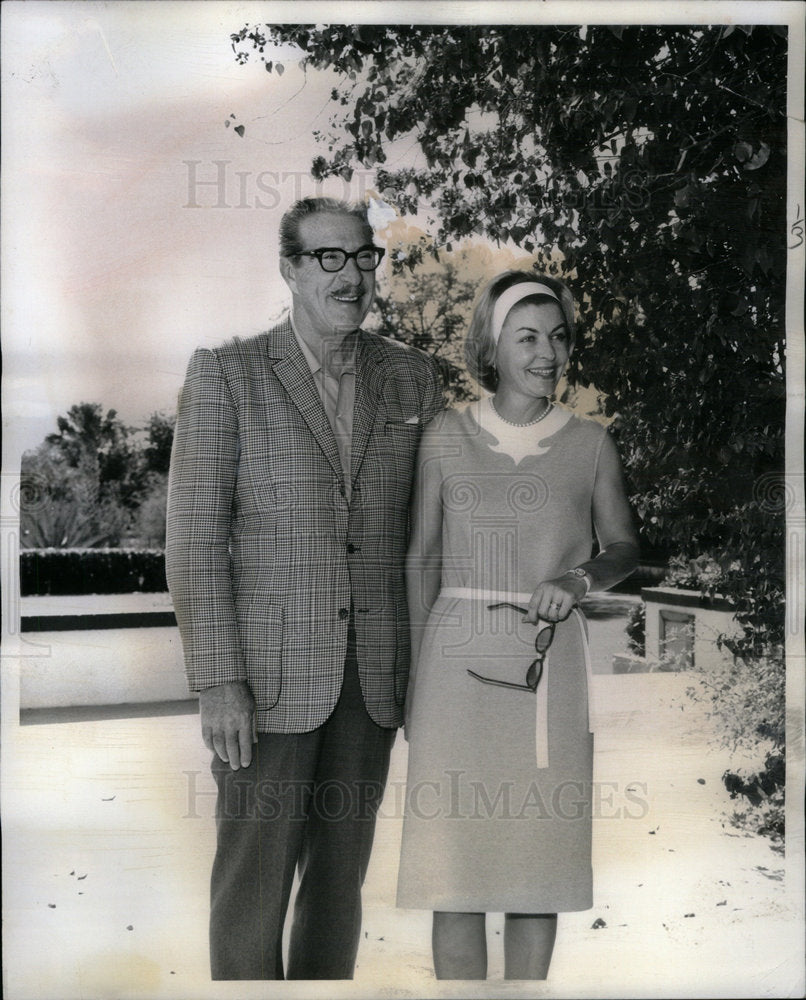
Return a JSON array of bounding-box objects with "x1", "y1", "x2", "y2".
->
[
  {"x1": 20, "y1": 450, "x2": 133, "y2": 548},
  {"x1": 663, "y1": 550, "x2": 784, "y2": 660},
  {"x1": 625, "y1": 602, "x2": 645, "y2": 657},
  {"x1": 20, "y1": 548, "x2": 167, "y2": 595},
  {"x1": 684, "y1": 643, "x2": 785, "y2": 845},
  {"x1": 131, "y1": 474, "x2": 169, "y2": 547}
]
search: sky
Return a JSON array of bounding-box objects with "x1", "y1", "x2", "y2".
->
[
  {"x1": 1, "y1": 2, "x2": 406, "y2": 459},
  {"x1": 2, "y1": 0, "x2": 801, "y2": 465}
]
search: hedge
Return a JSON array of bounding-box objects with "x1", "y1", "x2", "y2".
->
[
  {"x1": 19, "y1": 548, "x2": 667, "y2": 598},
  {"x1": 20, "y1": 548, "x2": 168, "y2": 596}
]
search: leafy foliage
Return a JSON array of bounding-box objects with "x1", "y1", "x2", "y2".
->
[
  {"x1": 141, "y1": 411, "x2": 176, "y2": 477},
  {"x1": 685, "y1": 644, "x2": 785, "y2": 844},
  {"x1": 133, "y1": 473, "x2": 170, "y2": 548},
  {"x1": 371, "y1": 244, "x2": 500, "y2": 403},
  {"x1": 20, "y1": 404, "x2": 177, "y2": 549},
  {"x1": 625, "y1": 601, "x2": 646, "y2": 657},
  {"x1": 45, "y1": 403, "x2": 146, "y2": 510},
  {"x1": 234, "y1": 22, "x2": 787, "y2": 656},
  {"x1": 21, "y1": 442, "x2": 132, "y2": 548}
]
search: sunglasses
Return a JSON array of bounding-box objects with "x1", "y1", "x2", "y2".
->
[{"x1": 467, "y1": 602, "x2": 555, "y2": 693}]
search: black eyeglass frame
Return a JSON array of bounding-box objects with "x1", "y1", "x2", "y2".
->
[
  {"x1": 288, "y1": 245, "x2": 386, "y2": 272},
  {"x1": 467, "y1": 603, "x2": 555, "y2": 692}
]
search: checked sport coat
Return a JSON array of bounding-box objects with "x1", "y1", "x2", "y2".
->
[{"x1": 166, "y1": 319, "x2": 444, "y2": 732}]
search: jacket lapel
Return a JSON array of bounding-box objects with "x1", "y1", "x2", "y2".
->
[
  {"x1": 266, "y1": 320, "x2": 344, "y2": 487},
  {"x1": 351, "y1": 333, "x2": 389, "y2": 487}
]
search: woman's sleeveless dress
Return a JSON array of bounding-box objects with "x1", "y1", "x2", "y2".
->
[{"x1": 396, "y1": 398, "x2": 608, "y2": 913}]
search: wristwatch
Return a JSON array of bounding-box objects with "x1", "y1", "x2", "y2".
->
[{"x1": 564, "y1": 566, "x2": 593, "y2": 596}]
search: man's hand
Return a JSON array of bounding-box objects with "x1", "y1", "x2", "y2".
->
[{"x1": 199, "y1": 681, "x2": 256, "y2": 770}]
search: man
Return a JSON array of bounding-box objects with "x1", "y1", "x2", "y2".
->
[{"x1": 166, "y1": 196, "x2": 444, "y2": 980}]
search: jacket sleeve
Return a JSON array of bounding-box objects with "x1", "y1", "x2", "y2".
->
[
  {"x1": 165, "y1": 347, "x2": 246, "y2": 691},
  {"x1": 421, "y1": 353, "x2": 447, "y2": 425}
]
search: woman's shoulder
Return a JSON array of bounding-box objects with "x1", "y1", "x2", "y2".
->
[
  {"x1": 424, "y1": 401, "x2": 477, "y2": 436},
  {"x1": 561, "y1": 409, "x2": 609, "y2": 440},
  {"x1": 419, "y1": 402, "x2": 484, "y2": 461}
]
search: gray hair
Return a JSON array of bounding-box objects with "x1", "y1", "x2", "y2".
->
[{"x1": 279, "y1": 197, "x2": 373, "y2": 258}]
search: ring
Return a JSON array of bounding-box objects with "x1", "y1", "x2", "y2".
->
[{"x1": 550, "y1": 601, "x2": 561, "y2": 610}]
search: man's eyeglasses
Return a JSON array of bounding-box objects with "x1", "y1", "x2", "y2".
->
[
  {"x1": 467, "y1": 603, "x2": 555, "y2": 693},
  {"x1": 289, "y1": 245, "x2": 385, "y2": 273}
]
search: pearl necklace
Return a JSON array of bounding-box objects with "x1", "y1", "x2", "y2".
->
[{"x1": 491, "y1": 398, "x2": 553, "y2": 428}]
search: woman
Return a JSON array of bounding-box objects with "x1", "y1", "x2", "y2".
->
[{"x1": 397, "y1": 270, "x2": 639, "y2": 980}]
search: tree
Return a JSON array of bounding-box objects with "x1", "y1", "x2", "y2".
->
[
  {"x1": 133, "y1": 474, "x2": 170, "y2": 548},
  {"x1": 233, "y1": 23, "x2": 788, "y2": 654},
  {"x1": 141, "y1": 411, "x2": 176, "y2": 477},
  {"x1": 20, "y1": 403, "x2": 171, "y2": 549},
  {"x1": 372, "y1": 243, "x2": 500, "y2": 403},
  {"x1": 45, "y1": 402, "x2": 147, "y2": 511},
  {"x1": 127, "y1": 410, "x2": 177, "y2": 548},
  {"x1": 20, "y1": 443, "x2": 131, "y2": 548}
]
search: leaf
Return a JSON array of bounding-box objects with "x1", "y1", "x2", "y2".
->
[
  {"x1": 674, "y1": 185, "x2": 690, "y2": 209},
  {"x1": 276, "y1": 63, "x2": 284, "y2": 76},
  {"x1": 744, "y1": 142, "x2": 770, "y2": 171},
  {"x1": 229, "y1": 22, "x2": 786, "y2": 661},
  {"x1": 733, "y1": 141, "x2": 753, "y2": 163},
  {"x1": 234, "y1": 125, "x2": 245, "y2": 138}
]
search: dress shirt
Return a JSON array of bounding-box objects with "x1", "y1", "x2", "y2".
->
[{"x1": 292, "y1": 319, "x2": 357, "y2": 499}]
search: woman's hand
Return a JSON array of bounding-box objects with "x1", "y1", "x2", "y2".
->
[{"x1": 525, "y1": 575, "x2": 588, "y2": 624}]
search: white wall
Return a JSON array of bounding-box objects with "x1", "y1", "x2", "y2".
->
[
  {"x1": 20, "y1": 626, "x2": 192, "y2": 709},
  {"x1": 643, "y1": 587, "x2": 740, "y2": 670}
]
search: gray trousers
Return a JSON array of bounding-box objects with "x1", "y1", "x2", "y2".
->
[{"x1": 209, "y1": 629, "x2": 396, "y2": 980}]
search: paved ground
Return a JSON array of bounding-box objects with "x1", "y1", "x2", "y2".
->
[
  {"x1": 4, "y1": 668, "x2": 802, "y2": 1000},
  {"x1": 4, "y1": 597, "x2": 802, "y2": 998}
]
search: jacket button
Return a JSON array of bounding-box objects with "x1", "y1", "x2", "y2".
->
[
  {"x1": 338, "y1": 608, "x2": 349, "y2": 620},
  {"x1": 347, "y1": 543, "x2": 359, "y2": 553}
]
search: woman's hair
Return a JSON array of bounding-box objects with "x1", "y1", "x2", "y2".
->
[{"x1": 464, "y1": 271, "x2": 576, "y2": 393}]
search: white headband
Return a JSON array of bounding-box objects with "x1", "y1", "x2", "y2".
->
[{"x1": 491, "y1": 282, "x2": 561, "y2": 343}]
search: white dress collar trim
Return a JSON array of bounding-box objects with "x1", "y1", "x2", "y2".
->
[{"x1": 471, "y1": 396, "x2": 573, "y2": 464}]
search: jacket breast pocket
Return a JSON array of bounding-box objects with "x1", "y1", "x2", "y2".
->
[
  {"x1": 384, "y1": 419, "x2": 420, "y2": 435},
  {"x1": 237, "y1": 602, "x2": 283, "y2": 710}
]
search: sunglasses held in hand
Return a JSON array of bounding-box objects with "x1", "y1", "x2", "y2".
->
[{"x1": 467, "y1": 603, "x2": 555, "y2": 693}]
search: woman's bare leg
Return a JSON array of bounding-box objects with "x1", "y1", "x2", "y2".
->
[
  {"x1": 432, "y1": 911, "x2": 487, "y2": 979},
  {"x1": 503, "y1": 912, "x2": 557, "y2": 980}
]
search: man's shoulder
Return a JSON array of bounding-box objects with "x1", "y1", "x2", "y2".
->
[
  {"x1": 362, "y1": 331, "x2": 437, "y2": 372},
  {"x1": 204, "y1": 319, "x2": 292, "y2": 365}
]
